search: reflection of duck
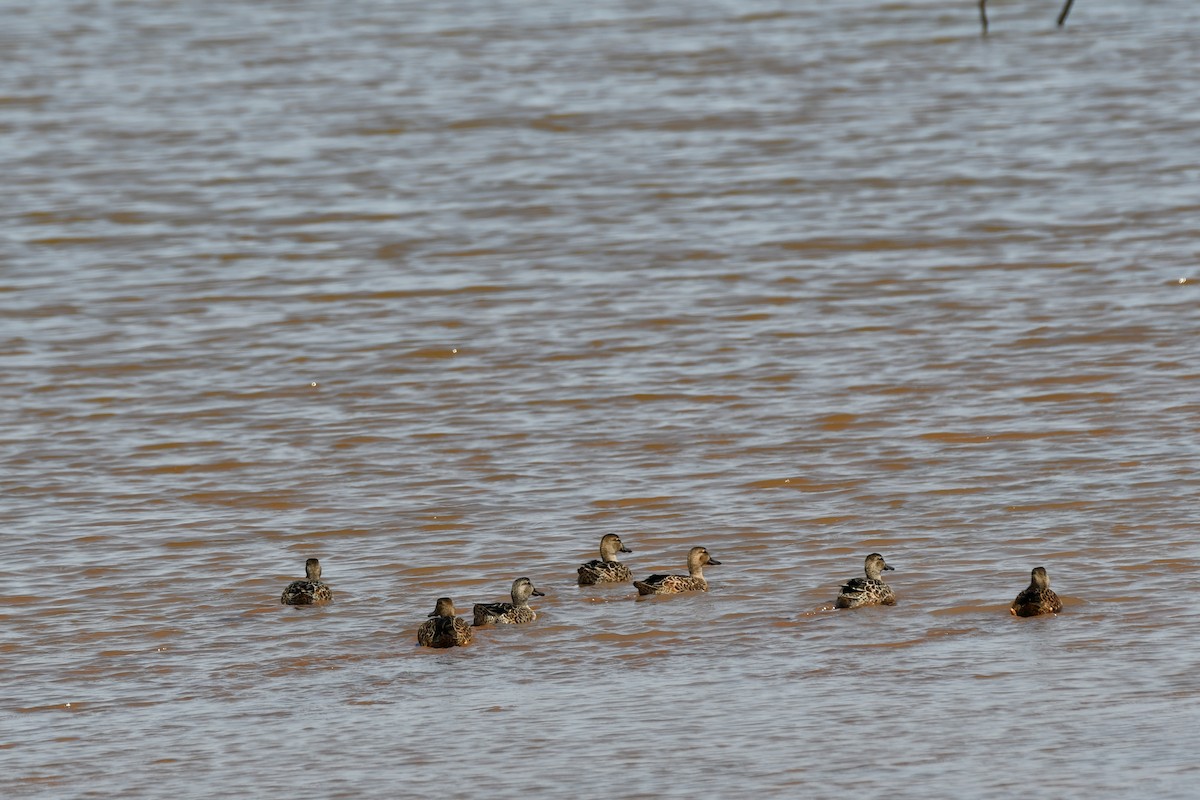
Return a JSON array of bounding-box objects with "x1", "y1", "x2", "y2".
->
[
  {"x1": 577, "y1": 534, "x2": 634, "y2": 585},
  {"x1": 280, "y1": 558, "x2": 333, "y2": 605},
  {"x1": 473, "y1": 577, "x2": 545, "y2": 625},
  {"x1": 634, "y1": 546, "x2": 720, "y2": 595},
  {"x1": 834, "y1": 553, "x2": 896, "y2": 608},
  {"x1": 417, "y1": 598, "x2": 473, "y2": 648},
  {"x1": 1010, "y1": 567, "x2": 1063, "y2": 617}
]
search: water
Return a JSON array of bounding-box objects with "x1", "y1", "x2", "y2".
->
[{"x1": 3, "y1": 0, "x2": 1199, "y2": 797}]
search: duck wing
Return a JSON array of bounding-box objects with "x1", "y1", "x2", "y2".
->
[
  {"x1": 577, "y1": 559, "x2": 604, "y2": 584},
  {"x1": 281, "y1": 579, "x2": 319, "y2": 605},
  {"x1": 836, "y1": 577, "x2": 895, "y2": 607},
  {"x1": 579, "y1": 560, "x2": 630, "y2": 584},
  {"x1": 472, "y1": 601, "x2": 513, "y2": 625}
]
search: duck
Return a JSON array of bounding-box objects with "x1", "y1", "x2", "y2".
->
[
  {"x1": 634, "y1": 546, "x2": 720, "y2": 595},
  {"x1": 280, "y1": 557, "x2": 333, "y2": 605},
  {"x1": 834, "y1": 553, "x2": 896, "y2": 608},
  {"x1": 577, "y1": 533, "x2": 634, "y2": 585},
  {"x1": 473, "y1": 577, "x2": 545, "y2": 625},
  {"x1": 1010, "y1": 566, "x2": 1063, "y2": 617},
  {"x1": 417, "y1": 597, "x2": 473, "y2": 647}
]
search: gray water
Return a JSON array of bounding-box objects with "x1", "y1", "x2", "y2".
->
[{"x1": 3, "y1": 1, "x2": 1199, "y2": 797}]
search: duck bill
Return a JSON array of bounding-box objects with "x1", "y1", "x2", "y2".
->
[
  {"x1": 532, "y1": 589, "x2": 546, "y2": 597},
  {"x1": 707, "y1": 558, "x2": 722, "y2": 565}
]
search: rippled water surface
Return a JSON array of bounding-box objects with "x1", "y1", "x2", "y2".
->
[{"x1": 3, "y1": 0, "x2": 1200, "y2": 797}]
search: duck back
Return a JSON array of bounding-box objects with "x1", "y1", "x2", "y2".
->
[
  {"x1": 418, "y1": 615, "x2": 473, "y2": 647},
  {"x1": 473, "y1": 602, "x2": 537, "y2": 625},
  {"x1": 634, "y1": 573, "x2": 707, "y2": 595},
  {"x1": 281, "y1": 580, "x2": 332, "y2": 605},
  {"x1": 1010, "y1": 587, "x2": 1062, "y2": 617},
  {"x1": 578, "y1": 559, "x2": 632, "y2": 585},
  {"x1": 835, "y1": 577, "x2": 895, "y2": 608}
]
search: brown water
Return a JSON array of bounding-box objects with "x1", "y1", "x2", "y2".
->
[{"x1": 3, "y1": 0, "x2": 1200, "y2": 797}]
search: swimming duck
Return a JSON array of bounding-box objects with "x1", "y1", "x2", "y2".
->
[
  {"x1": 577, "y1": 533, "x2": 634, "y2": 585},
  {"x1": 417, "y1": 597, "x2": 473, "y2": 648},
  {"x1": 834, "y1": 553, "x2": 896, "y2": 608},
  {"x1": 280, "y1": 557, "x2": 333, "y2": 605},
  {"x1": 1010, "y1": 566, "x2": 1063, "y2": 617},
  {"x1": 634, "y1": 546, "x2": 720, "y2": 595},
  {"x1": 473, "y1": 577, "x2": 545, "y2": 625}
]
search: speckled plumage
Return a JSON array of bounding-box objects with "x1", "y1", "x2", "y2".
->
[
  {"x1": 835, "y1": 553, "x2": 896, "y2": 608},
  {"x1": 280, "y1": 557, "x2": 333, "y2": 605},
  {"x1": 417, "y1": 598, "x2": 473, "y2": 647},
  {"x1": 473, "y1": 577, "x2": 545, "y2": 625},
  {"x1": 1010, "y1": 567, "x2": 1063, "y2": 617},
  {"x1": 577, "y1": 534, "x2": 634, "y2": 585},
  {"x1": 634, "y1": 546, "x2": 720, "y2": 596}
]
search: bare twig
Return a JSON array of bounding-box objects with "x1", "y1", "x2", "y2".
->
[
  {"x1": 1057, "y1": 0, "x2": 1076, "y2": 27},
  {"x1": 979, "y1": 0, "x2": 1075, "y2": 34}
]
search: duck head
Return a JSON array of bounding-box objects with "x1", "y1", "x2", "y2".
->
[
  {"x1": 600, "y1": 533, "x2": 633, "y2": 562},
  {"x1": 511, "y1": 577, "x2": 545, "y2": 605},
  {"x1": 864, "y1": 553, "x2": 893, "y2": 580},
  {"x1": 304, "y1": 558, "x2": 322, "y2": 581},
  {"x1": 686, "y1": 546, "x2": 720, "y2": 576}
]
